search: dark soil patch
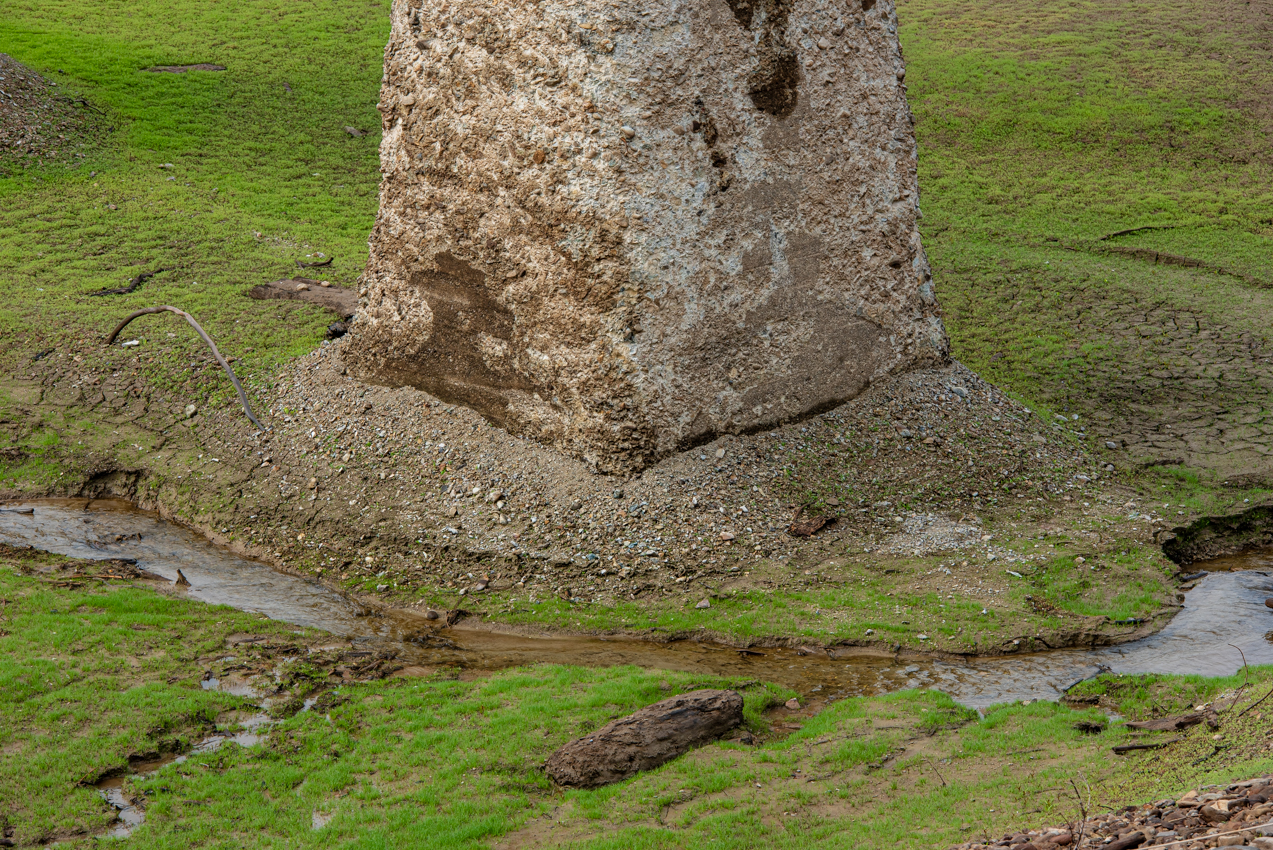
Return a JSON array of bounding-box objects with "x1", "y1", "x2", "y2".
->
[
  {"x1": 247, "y1": 279, "x2": 357, "y2": 319},
  {"x1": 1161, "y1": 502, "x2": 1273, "y2": 564}
]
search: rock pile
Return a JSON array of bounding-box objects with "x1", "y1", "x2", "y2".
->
[
  {"x1": 950, "y1": 776, "x2": 1273, "y2": 850},
  {"x1": 0, "y1": 53, "x2": 103, "y2": 173},
  {"x1": 350, "y1": 0, "x2": 947, "y2": 472}
]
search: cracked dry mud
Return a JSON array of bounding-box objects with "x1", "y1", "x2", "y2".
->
[{"x1": 949, "y1": 260, "x2": 1273, "y2": 487}]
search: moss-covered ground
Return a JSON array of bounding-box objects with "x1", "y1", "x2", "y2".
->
[{"x1": 905, "y1": 0, "x2": 1273, "y2": 494}]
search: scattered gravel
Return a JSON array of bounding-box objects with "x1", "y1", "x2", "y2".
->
[
  {"x1": 0, "y1": 53, "x2": 105, "y2": 173},
  {"x1": 950, "y1": 775, "x2": 1273, "y2": 850},
  {"x1": 183, "y1": 338, "x2": 1107, "y2": 604}
]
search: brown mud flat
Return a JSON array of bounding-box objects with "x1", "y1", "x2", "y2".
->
[
  {"x1": 247, "y1": 279, "x2": 357, "y2": 319},
  {"x1": 944, "y1": 251, "x2": 1273, "y2": 489}
]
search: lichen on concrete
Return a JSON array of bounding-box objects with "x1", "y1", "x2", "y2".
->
[{"x1": 349, "y1": 0, "x2": 949, "y2": 472}]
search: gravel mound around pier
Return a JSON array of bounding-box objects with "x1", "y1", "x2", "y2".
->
[{"x1": 239, "y1": 335, "x2": 1104, "y2": 587}]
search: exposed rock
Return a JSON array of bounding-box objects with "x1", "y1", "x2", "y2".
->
[
  {"x1": 349, "y1": 0, "x2": 948, "y2": 472},
  {"x1": 545, "y1": 689, "x2": 743, "y2": 787},
  {"x1": 949, "y1": 774, "x2": 1273, "y2": 850}
]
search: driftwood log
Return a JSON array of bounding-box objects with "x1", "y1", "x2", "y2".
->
[
  {"x1": 104, "y1": 305, "x2": 265, "y2": 431},
  {"x1": 546, "y1": 689, "x2": 743, "y2": 788}
]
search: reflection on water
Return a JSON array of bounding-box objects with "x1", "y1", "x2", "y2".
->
[{"x1": 2, "y1": 499, "x2": 1271, "y2": 713}]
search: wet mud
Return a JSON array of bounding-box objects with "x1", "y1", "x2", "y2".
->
[{"x1": 2, "y1": 499, "x2": 1271, "y2": 714}]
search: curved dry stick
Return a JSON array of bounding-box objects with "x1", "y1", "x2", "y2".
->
[
  {"x1": 105, "y1": 305, "x2": 265, "y2": 431},
  {"x1": 89, "y1": 267, "x2": 173, "y2": 297}
]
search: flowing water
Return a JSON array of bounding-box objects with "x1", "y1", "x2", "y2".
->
[
  {"x1": 3, "y1": 499, "x2": 1271, "y2": 710},
  {"x1": 2, "y1": 499, "x2": 1272, "y2": 833}
]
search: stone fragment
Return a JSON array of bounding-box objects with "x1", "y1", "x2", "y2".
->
[
  {"x1": 349, "y1": 0, "x2": 948, "y2": 472},
  {"x1": 1104, "y1": 832, "x2": 1146, "y2": 850},
  {"x1": 1200, "y1": 804, "x2": 1230, "y2": 823},
  {"x1": 545, "y1": 689, "x2": 743, "y2": 787}
]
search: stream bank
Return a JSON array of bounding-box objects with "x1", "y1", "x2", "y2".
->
[
  {"x1": 3, "y1": 498, "x2": 1270, "y2": 710},
  {"x1": 3, "y1": 502, "x2": 1272, "y2": 847}
]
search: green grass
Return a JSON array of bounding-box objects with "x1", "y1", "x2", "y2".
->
[
  {"x1": 2, "y1": 0, "x2": 1273, "y2": 840},
  {"x1": 0, "y1": 545, "x2": 312, "y2": 841},
  {"x1": 0, "y1": 0, "x2": 388, "y2": 406},
  {"x1": 904, "y1": 0, "x2": 1273, "y2": 243},
  {"x1": 901, "y1": 0, "x2": 1273, "y2": 496},
  {"x1": 7, "y1": 546, "x2": 1273, "y2": 848}
]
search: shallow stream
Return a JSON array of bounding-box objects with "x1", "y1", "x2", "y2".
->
[
  {"x1": 3, "y1": 499, "x2": 1271, "y2": 836},
  {"x1": 3, "y1": 499, "x2": 1270, "y2": 710}
]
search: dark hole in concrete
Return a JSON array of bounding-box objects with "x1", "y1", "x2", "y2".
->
[
  {"x1": 749, "y1": 50, "x2": 800, "y2": 117},
  {"x1": 725, "y1": 0, "x2": 757, "y2": 29}
]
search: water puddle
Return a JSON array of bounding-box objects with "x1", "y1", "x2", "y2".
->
[
  {"x1": 4, "y1": 500, "x2": 1273, "y2": 833},
  {"x1": 92, "y1": 707, "x2": 274, "y2": 837}
]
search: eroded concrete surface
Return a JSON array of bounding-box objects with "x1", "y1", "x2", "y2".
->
[{"x1": 349, "y1": 0, "x2": 947, "y2": 471}]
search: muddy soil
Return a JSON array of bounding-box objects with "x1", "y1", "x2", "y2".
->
[
  {"x1": 2, "y1": 333, "x2": 1160, "y2": 638},
  {"x1": 5, "y1": 501, "x2": 1272, "y2": 712},
  {"x1": 946, "y1": 265, "x2": 1273, "y2": 488}
]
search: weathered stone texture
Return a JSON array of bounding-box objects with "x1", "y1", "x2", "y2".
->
[{"x1": 348, "y1": 0, "x2": 949, "y2": 471}]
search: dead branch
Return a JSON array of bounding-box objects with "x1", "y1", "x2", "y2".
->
[
  {"x1": 1229, "y1": 643, "x2": 1250, "y2": 688},
  {"x1": 104, "y1": 305, "x2": 265, "y2": 431},
  {"x1": 1095, "y1": 225, "x2": 1180, "y2": 242},
  {"x1": 1067, "y1": 778, "x2": 1089, "y2": 850},
  {"x1": 924, "y1": 756, "x2": 947, "y2": 787},
  {"x1": 88, "y1": 267, "x2": 173, "y2": 297},
  {"x1": 1112, "y1": 736, "x2": 1181, "y2": 754},
  {"x1": 1237, "y1": 685, "x2": 1273, "y2": 719}
]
